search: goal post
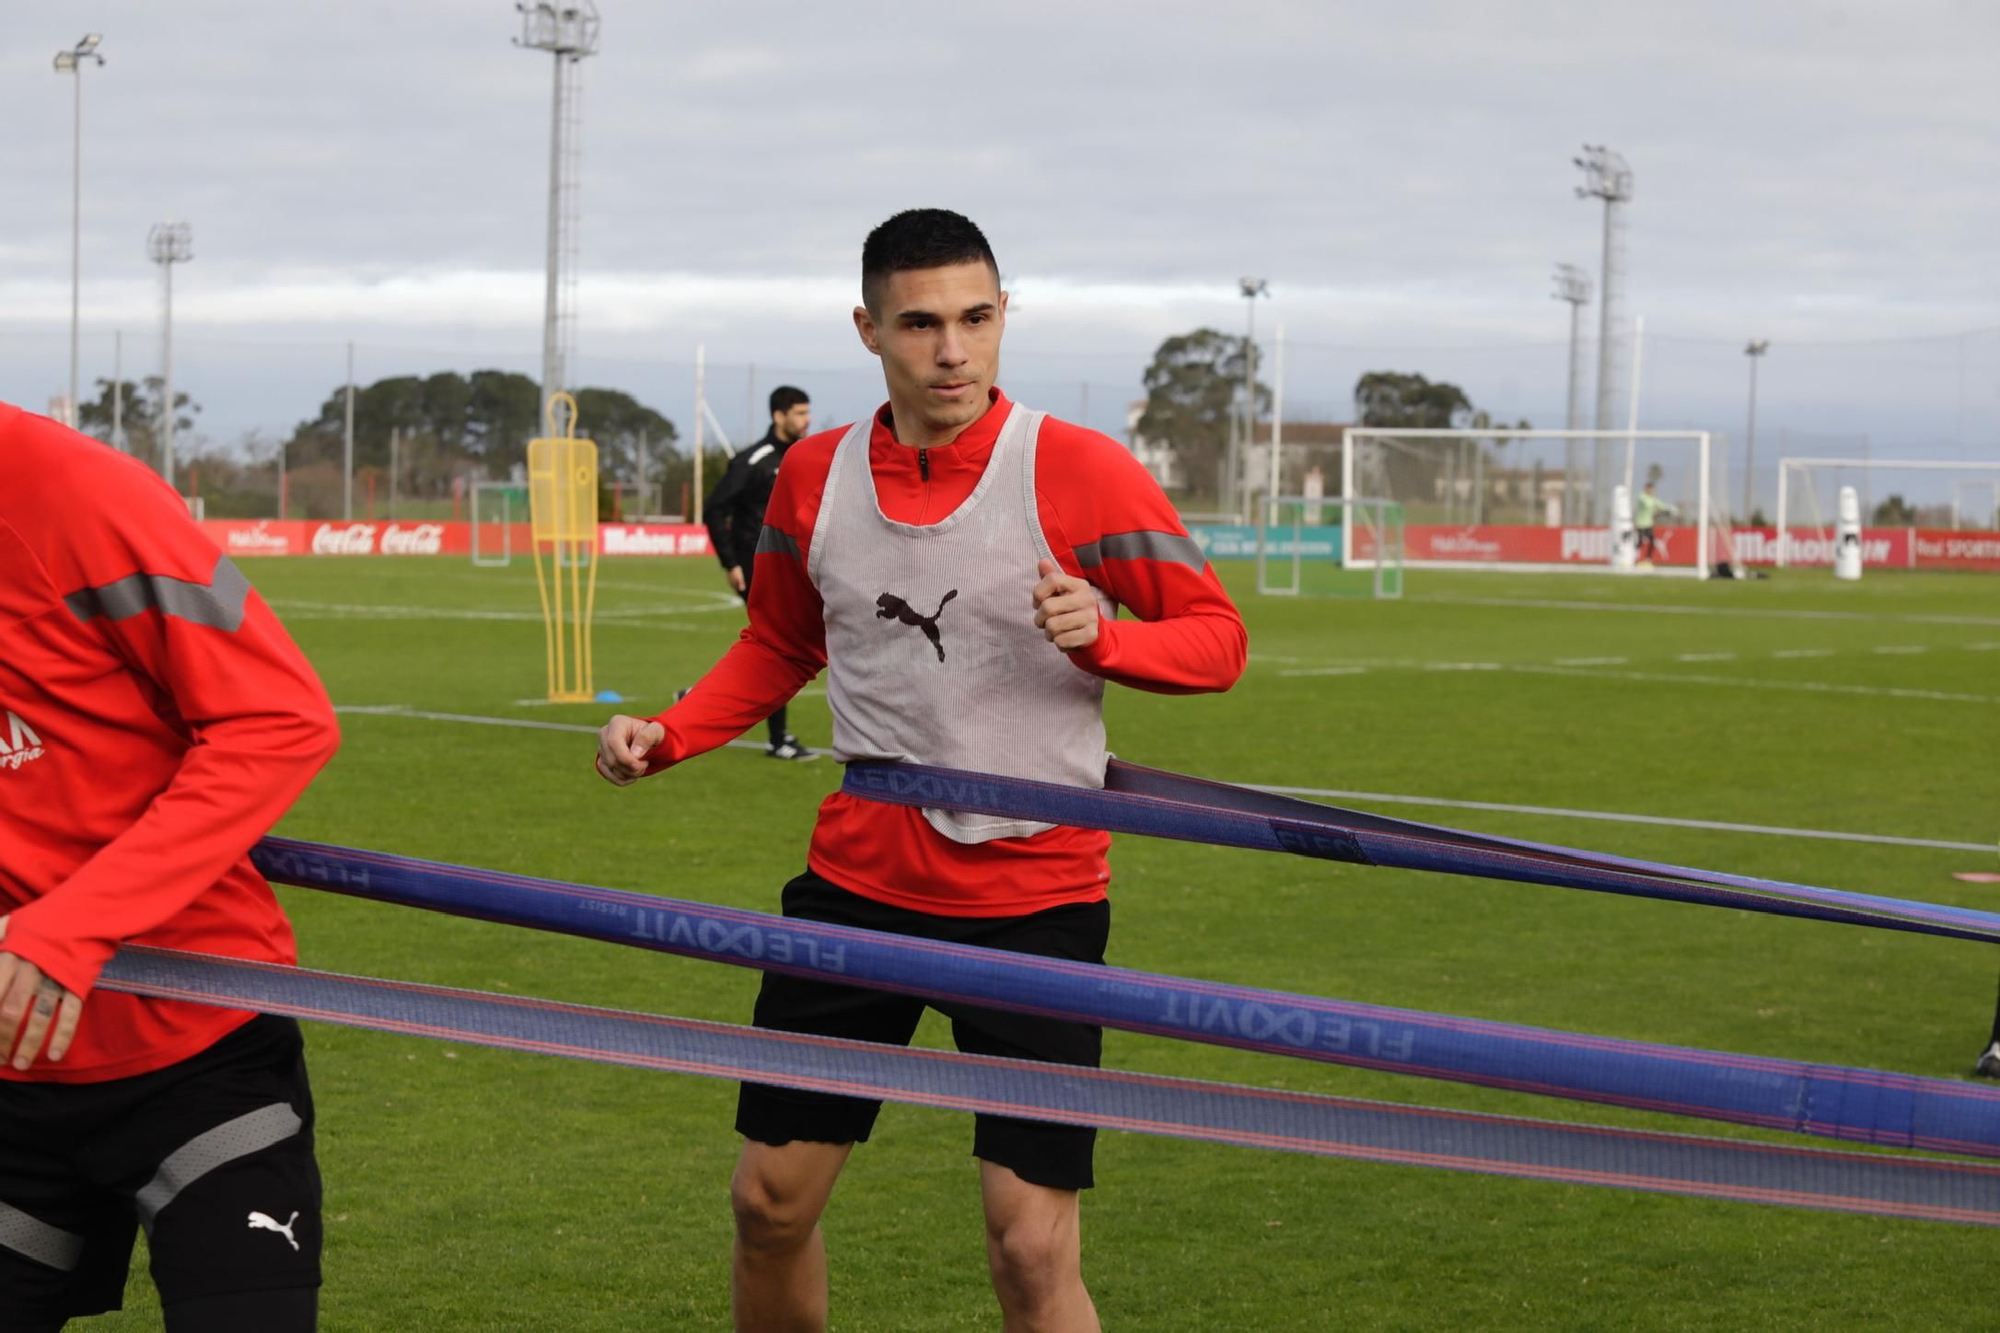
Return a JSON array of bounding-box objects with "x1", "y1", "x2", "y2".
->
[
  {"x1": 470, "y1": 481, "x2": 523, "y2": 567},
  {"x1": 1775, "y1": 457, "x2": 2000, "y2": 569},
  {"x1": 1340, "y1": 428, "x2": 1712, "y2": 578},
  {"x1": 1256, "y1": 495, "x2": 1403, "y2": 599}
]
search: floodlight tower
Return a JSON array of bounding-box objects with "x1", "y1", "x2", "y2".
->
[
  {"x1": 147, "y1": 222, "x2": 192, "y2": 488},
  {"x1": 1743, "y1": 339, "x2": 1770, "y2": 520},
  {"x1": 1236, "y1": 277, "x2": 1269, "y2": 516},
  {"x1": 54, "y1": 34, "x2": 105, "y2": 428},
  {"x1": 1574, "y1": 145, "x2": 1633, "y2": 524},
  {"x1": 1552, "y1": 262, "x2": 1593, "y2": 523},
  {"x1": 515, "y1": 2, "x2": 600, "y2": 405}
]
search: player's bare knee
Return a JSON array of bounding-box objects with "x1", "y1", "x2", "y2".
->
[
  {"x1": 729, "y1": 1165, "x2": 815, "y2": 1250},
  {"x1": 985, "y1": 1215, "x2": 1072, "y2": 1291}
]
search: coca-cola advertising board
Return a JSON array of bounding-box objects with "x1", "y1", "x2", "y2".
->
[{"x1": 200, "y1": 520, "x2": 712, "y2": 557}]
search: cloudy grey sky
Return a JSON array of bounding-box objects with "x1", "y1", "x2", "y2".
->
[{"x1": 4, "y1": 0, "x2": 1997, "y2": 478}]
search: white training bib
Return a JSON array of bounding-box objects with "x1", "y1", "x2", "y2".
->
[{"x1": 808, "y1": 402, "x2": 1112, "y2": 843}]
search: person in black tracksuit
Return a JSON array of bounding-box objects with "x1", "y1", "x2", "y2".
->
[{"x1": 699, "y1": 385, "x2": 815, "y2": 759}]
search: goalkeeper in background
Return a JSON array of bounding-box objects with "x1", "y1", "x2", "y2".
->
[{"x1": 1634, "y1": 479, "x2": 1678, "y2": 567}]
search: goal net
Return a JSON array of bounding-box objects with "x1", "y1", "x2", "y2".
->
[
  {"x1": 1775, "y1": 458, "x2": 2000, "y2": 568},
  {"x1": 1340, "y1": 428, "x2": 1712, "y2": 577},
  {"x1": 471, "y1": 481, "x2": 524, "y2": 567},
  {"x1": 1256, "y1": 496, "x2": 1403, "y2": 599}
]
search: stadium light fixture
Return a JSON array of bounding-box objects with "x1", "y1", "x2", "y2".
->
[
  {"x1": 1573, "y1": 145, "x2": 1634, "y2": 524},
  {"x1": 1234, "y1": 278, "x2": 1269, "y2": 517},
  {"x1": 54, "y1": 33, "x2": 106, "y2": 429},
  {"x1": 515, "y1": 2, "x2": 601, "y2": 405},
  {"x1": 147, "y1": 222, "x2": 193, "y2": 489},
  {"x1": 1551, "y1": 263, "x2": 1594, "y2": 521},
  {"x1": 1743, "y1": 340, "x2": 1771, "y2": 520}
]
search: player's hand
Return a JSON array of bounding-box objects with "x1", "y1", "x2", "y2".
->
[
  {"x1": 727, "y1": 566, "x2": 747, "y2": 595},
  {"x1": 1032, "y1": 558, "x2": 1100, "y2": 653},
  {"x1": 595, "y1": 714, "x2": 665, "y2": 787},
  {"x1": 0, "y1": 920, "x2": 85, "y2": 1070}
]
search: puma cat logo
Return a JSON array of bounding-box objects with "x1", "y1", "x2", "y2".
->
[
  {"x1": 247, "y1": 1209, "x2": 300, "y2": 1251},
  {"x1": 875, "y1": 590, "x2": 958, "y2": 663}
]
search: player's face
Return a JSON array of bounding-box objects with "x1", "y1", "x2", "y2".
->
[
  {"x1": 853, "y1": 262, "x2": 1007, "y2": 441},
  {"x1": 772, "y1": 403, "x2": 811, "y2": 442}
]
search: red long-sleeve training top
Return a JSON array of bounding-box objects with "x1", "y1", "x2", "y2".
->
[
  {"x1": 647, "y1": 389, "x2": 1247, "y2": 917},
  {"x1": 0, "y1": 403, "x2": 341, "y2": 1083}
]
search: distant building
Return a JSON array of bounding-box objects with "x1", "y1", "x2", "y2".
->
[
  {"x1": 1123, "y1": 407, "x2": 1357, "y2": 500},
  {"x1": 1124, "y1": 401, "x2": 1186, "y2": 491},
  {"x1": 1247, "y1": 421, "x2": 1349, "y2": 499}
]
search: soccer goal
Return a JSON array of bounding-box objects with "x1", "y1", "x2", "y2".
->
[
  {"x1": 470, "y1": 481, "x2": 523, "y2": 568},
  {"x1": 1257, "y1": 496, "x2": 1403, "y2": 599},
  {"x1": 1775, "y1": 458, "x2": 2000, "y2": 568},
  {"x1": 1340, "y1": 428, "x2": 1712, "y2": 577}
]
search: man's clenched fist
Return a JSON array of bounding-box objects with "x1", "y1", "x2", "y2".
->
[
  {"x1": 1032, "y1": 558, "x2": 1101, "y2": 653},
  {"x1": 596, "y1": 714, "x2": 665, "y2": 786}
]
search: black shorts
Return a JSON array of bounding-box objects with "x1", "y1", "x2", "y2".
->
[
  {"x1": 0, "y1": 1014, "x2": 322, "y2": 1323},
  {"x1": 737, "y1": 870, "x2": 1110, "y2": 1191}
]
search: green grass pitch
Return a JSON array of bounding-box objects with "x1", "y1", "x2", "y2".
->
[{"x1": 85, "y1": 558, "x2": 2000, "y2": 1330}]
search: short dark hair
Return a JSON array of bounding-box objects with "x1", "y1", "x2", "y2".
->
[
  {"x1": 769, "y1": 385, "x2": 808, "y2": 415},
  {"x1": 861, "y1": 209, "x2": 998, "y2": 313}
]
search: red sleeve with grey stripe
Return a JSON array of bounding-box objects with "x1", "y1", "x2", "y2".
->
[
  {"x1": 0, "y1": 408, "x2": 340, "y2": 1007},
  {"x1": 644, "y1": 429, "x2": 836, "y2": 768},
  {"x1": 1031, "y1": 417, "x2": 1248, "y2": 695}
]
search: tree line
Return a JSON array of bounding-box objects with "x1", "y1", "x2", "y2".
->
[
  {"x1": 1134, "y1": 328, "x2": 1524, "y2": 508},
  {"x1": 74, "y1": 370, "x2": 715, "y2": 521},
  {"x1": 70, "y1": 339, "x2": 1535, "y2": 521}
]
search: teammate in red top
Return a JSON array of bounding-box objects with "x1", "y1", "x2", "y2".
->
[
  {"x1": 0, "y1": 403, "x2": 339, "y2": 1330},
  {"x1": 597, "y1": 209, "x2": 1245, "y2": 1332}
]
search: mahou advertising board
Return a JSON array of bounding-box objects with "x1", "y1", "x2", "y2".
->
[
  {"x1": 1350, "y1": 523, "x2": 2000, "y2": 571},
  {"x1": 200, "y1": 520, "x2": 711, "y2": 558}
]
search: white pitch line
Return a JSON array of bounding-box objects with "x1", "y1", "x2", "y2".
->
[
  {"x1": 1422, "y1": 662, "x2": 1502, "y2": 672},
  {"x1": 1278, "y1": 667, "x2": 1371, "y2": 678},
  {"x1": 333, "y1": 706, "x2": 1989, "y2": 856},
  {"x1": 1553, "y1": 656, "x2": 1628, "y2": 666},
  {"x1": 1872, "y1": 645, "x2": 1928, "y2": 655},
  {"x1": 1418, "y1": 594, "x2": 2000, "y2": 628},
  {"x1": 1771, "y1": 648, "x2": 1835, "y2": 659},
  {"x1": 1510, "y1": 664, "x2": 2000, "y2": 706},
  {"x1": 1676, "y1": 652, "x2": 1737, "y2": 662},
  {"x1": 1970, "y1": 643, "x2": 2000, "y2": 651},
  {"x1": 1239, "y1": 782, "x2": 1994, "y2": 855}
]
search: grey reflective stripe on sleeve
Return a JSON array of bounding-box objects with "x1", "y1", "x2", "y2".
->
[
  {"x1": 64, "y1": 553, "x2": 252, "y2": 632},
  {"x1": 755, "y1": 525, "x2": 801, "y2": 559},
  {"x1": 1072, "y1": 529, "x2": 1207, "y2": 573},
  {"x1": 135, "y1": 1102, "x2": 303, "y2": 1228},
  {"x1": 0, "y1": 1199, "x2": 84, "y2": 1272}
]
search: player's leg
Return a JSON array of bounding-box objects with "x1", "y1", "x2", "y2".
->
[
  {"x1": 740, "y1": 573, "x2": 809, "y2": 759},
  {"x1": 0, "y1": 1137, "x2": 137, "y2": 1330},
  {"x1": 1975, "y1": 970, "x2": 2000, "y2": 1077},
  {"x1": 942, "y1": 898, "x2": 1110, "y2": 1329},
  {"x1": 0, "y1": 1059, "x2": 159, "y2": 1329},
  {"x1": 732, "y1": 870, "x2": 926, "y2": 1330},
  {"x1": 729, "y1": 1138, "x2": 851, "y2": 1333},
  {"x1": 90, "y1": 1017, "x2": 322, "y2": 1331},
  {"x1": 978, "y1": 1161, "x2": 1097, "y2": 1333}
]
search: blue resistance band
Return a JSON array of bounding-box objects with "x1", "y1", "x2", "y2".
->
[
  {"x1": 243, "y1": 838, "x2": 2000, "y2": 1160},
  {"x1": 843, "y1": 759, "x2": 2000, "y2": 944},
  {"x1": 94, "y1": 945, "x2": 2000, "y2": 1228}
]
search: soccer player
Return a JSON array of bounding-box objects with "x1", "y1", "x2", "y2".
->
[
  {"x1": 1634, "y1": 479, "x2": 1678, "y2": 567},
  {"x1": 0, "y1": 402, "x2": 340, "y2": 1331},
  {"x1": 596, "y1": 208, "x2": 1247, "y2": 1332},
  {"x1": 699, "y1": 385, "x2": 816, "y2": 760}
]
